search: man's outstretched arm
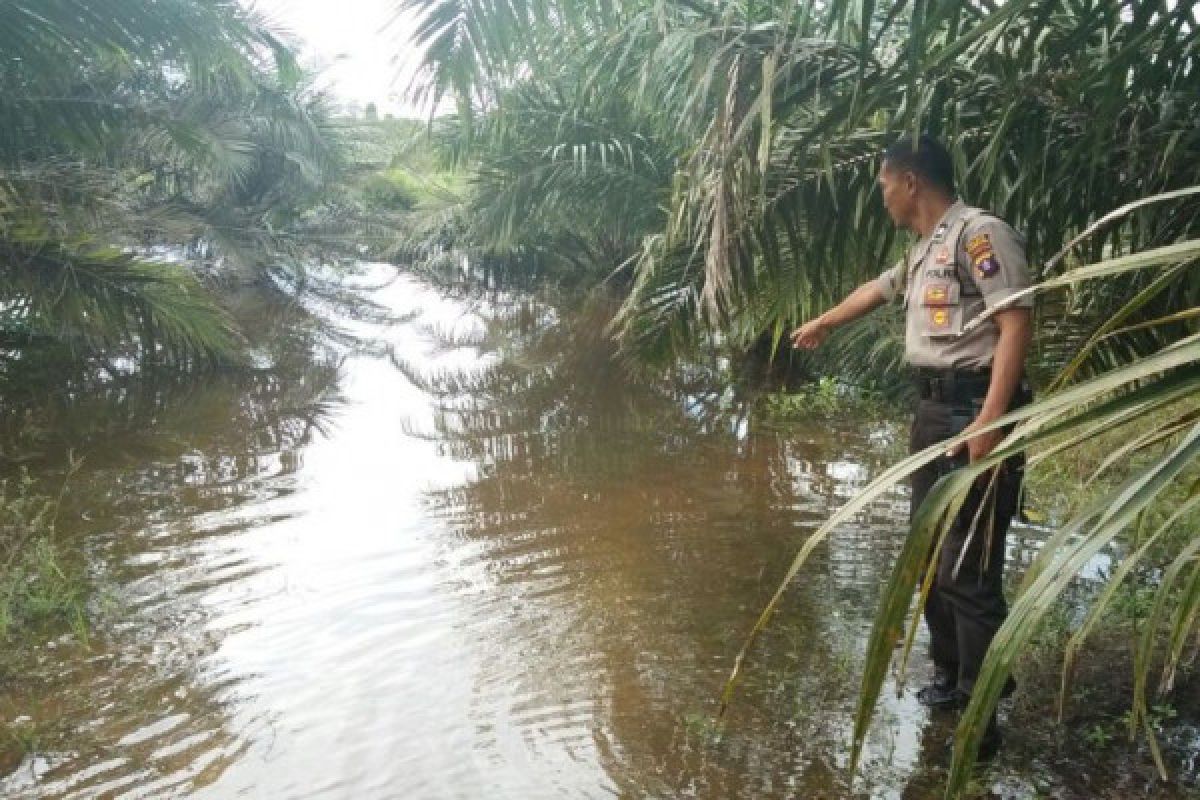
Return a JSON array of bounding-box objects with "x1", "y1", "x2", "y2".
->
[{"x1": 790, "y1": 280, "x2": 887, "y2": 350}]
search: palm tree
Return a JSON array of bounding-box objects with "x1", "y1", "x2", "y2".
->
[{"x1": 0, "y1": 1, "x2": 354, "y2": 373}]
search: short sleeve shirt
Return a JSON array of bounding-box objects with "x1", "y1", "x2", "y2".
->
[{"x1": 876, "y1": 201, "x2": 1032, "y2": 370}]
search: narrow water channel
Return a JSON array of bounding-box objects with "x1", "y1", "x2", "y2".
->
[{"x1": 0, "y1": 266, "x2": 1103, "y2": 798}]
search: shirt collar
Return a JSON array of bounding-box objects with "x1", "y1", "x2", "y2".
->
[
  {"x1": 925, "y1": 200, "x2": 966, "y2": 245},
  {"x1": 908, "y1": 200, "x2": 965, "y2": 273}
]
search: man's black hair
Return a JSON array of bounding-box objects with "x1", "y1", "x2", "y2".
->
[{"x1": 883, "y1": 134, "x2": 955, "y2": 196}]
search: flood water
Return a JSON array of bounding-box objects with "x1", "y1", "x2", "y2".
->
[{"x1": 0, "y1": 266, "x2": 1181, "y2": 799}]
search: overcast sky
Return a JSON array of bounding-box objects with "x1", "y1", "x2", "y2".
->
[{"x1": 248, "y1": 0, "x2": 429, "y2": 117}]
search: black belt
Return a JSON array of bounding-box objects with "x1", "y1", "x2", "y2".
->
[{"x1": 914, "y1": 367, "x2": 991, "y2": 404}]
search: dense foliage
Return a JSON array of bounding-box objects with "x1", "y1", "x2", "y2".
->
[
  {"x1": 403, "y1": 0, "x2": 1199, "y2": 369},
  {"x1": 0, "y1": 0, "x2": 378, "y2": 377}
]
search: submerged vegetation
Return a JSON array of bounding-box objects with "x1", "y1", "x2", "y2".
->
[{"x1": 0, "y1": 472, "x2": 87, "y2": 643}]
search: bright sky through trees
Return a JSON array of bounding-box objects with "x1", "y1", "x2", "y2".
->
[{"x1": 248, "y1": 0, "x2": 424, "y2": 116}]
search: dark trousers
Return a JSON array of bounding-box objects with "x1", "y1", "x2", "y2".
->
[{"x1": 909, "y1": 395, "x2": 1026, "y2": 695}]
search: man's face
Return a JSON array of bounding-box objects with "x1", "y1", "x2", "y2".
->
[{"x1": 878, "y1": 161, "x2": 916, "y2": 230}]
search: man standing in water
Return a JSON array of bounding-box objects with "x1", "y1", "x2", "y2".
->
[{"x1": 791, "y1": 135, "x2": 1032, "y2": 757}]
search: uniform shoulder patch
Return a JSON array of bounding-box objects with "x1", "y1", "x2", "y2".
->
[{"x1": 966, "y1": 232, "x2": 1000, "y2": 279}]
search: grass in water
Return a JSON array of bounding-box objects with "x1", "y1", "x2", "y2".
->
[
  {"x1": 0, "y1": 471, "x2": 89, "y2": 642},
  {"x1": 757, "y1": 377, "x2": 897, "y2": 424}
]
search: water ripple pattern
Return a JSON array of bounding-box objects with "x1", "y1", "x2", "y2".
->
[{"x1": 2, "y1": 268, "x2": 941, "y2": 799}]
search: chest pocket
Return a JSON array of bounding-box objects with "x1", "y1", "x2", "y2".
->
[
  {"x1": 908, "y1": 209, "x2": 986, "y2": 338},
  {"x1": 918, "y1": 279, "x2": 962, "y2": 338}
]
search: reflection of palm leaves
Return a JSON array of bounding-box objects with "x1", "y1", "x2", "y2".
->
[
  {"x1": 417, "y1": 322, "x2": 489, "y2": 354},
  {"x1": 1, "y1": 292, "x2": 345, "y2": 464},
  {"x1": 396, "y1": 292, "x2": 718, "y2": 466}
]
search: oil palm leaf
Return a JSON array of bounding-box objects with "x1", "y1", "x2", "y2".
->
[{"x1": 0, "y1": 227, "x2": 243, "y2": 364}]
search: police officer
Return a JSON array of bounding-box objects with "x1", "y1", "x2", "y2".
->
[{"x1": 791, "y1": 135, "x2": 1033, "y2": 757}]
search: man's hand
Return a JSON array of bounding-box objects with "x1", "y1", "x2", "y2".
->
[
  {"x1": 947, "y1": 416, "x2": 1005, "y2": 463},
  {"x1": 791, "y1": 317, "x2": 830, "y2": 350},
  {"x1": 946, "y1": 306, "x2": 1031, "y2": 463},
  {"x1": 790, "y1": 281, "x2": 887, "y2": 350}
]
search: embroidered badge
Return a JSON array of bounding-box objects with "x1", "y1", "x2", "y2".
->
[
  {"x1": 930, "y1": 308, "x2": 952, "y2": 330},
  {"x1": 934, "y1": 246, "x2": 950, "y2": 264},
  {"x1": 966, "y1": 233, "x2": 1000, "y2": 278},
  {"x1": 924, "y1": 284, "x2": 949, "y2": 304}
]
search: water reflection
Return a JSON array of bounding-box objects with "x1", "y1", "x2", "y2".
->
[
  {"x1": 0, "y1": 283, "x2": 353, "y2": 797},
  {"x1": 0, "y1": 268, "x2": 1064, "y2": 799},
  {"x1": 412, "y1": 289, "x2": 922, "y2": 797}
]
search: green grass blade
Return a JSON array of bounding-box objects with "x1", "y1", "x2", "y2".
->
[
  {"x1": 1133, "y1": 529, "x2": 1200, "y2": 739},
  {"x1": 1084, "y1": 410, "x2": 1200, "y2": 489},
  {"x1": 849, "y1": 466, "x2": 976, "y2": 771},
  {"x1": 1050, "y1": 262, "x2": 1194, "y2": 389},
  {"x1": 1162, "y1": 557, "x2": 1200, "y2": 696},
  {"x1": 1044, "y1": 186, "x2": 1200, "y2": 272}
]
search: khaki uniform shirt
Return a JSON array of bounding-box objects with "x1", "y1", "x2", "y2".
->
[{"x1": 876, "y1": 201, "x2": 1032, "y2": 370}]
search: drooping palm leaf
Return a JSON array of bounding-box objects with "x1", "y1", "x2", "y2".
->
[
  {"x1": 0, "y1": 1, "x2": 359, "y2": 369},
  {"x1": 716, "y1": 193, "x2": 1200, "y2": 790}
]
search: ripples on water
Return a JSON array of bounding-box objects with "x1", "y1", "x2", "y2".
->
[{"x1": 0, "y1": 266, "x2": 1083, "y2": 799}]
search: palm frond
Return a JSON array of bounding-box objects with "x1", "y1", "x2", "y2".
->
[{"x1": 0, "y1": 226, "x2": 243, "y2": 365}]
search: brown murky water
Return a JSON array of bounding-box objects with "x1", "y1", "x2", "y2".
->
[{"x1": 0, "y1": 267, "x2": 1181, "y2": 799}]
